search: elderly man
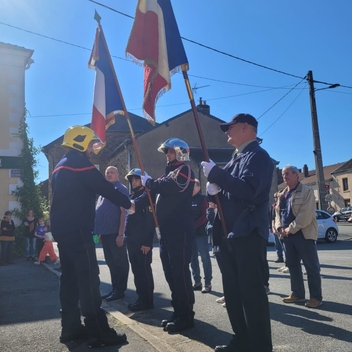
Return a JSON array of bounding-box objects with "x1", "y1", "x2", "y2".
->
[
  {"x1": 201, "y1": 113, "x2": 273, "y2": 352},
  {"x1": 95, "y1": 166, "x2": 130, "y2": 302},
  {"x1": 275, "y1": 165, "x2": 322, "y2": 308}
]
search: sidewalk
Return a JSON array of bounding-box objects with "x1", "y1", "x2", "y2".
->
[{"x1": 0, "y1": 253, "x2": 208, "y2": 352}]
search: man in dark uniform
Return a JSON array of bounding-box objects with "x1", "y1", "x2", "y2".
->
[
  {"x1": 50, "y1": 126, "x2": 132, "y2": 348},
  {"x1": 125, "y1": 168, "x2": 155, "y2": 312},
  {"x1": 131, "y1": 138, "x2": 195, "y2": 333},
  {"x1": 201, "y1": 114, "x2": 273, "y2": 352}
]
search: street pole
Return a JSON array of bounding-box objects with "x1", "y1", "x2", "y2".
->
[{"x1": 307, "y1": 70, "x2": 328, "y2": 211}]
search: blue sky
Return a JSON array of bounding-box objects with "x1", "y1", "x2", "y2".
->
[{"x1": 1, "y1": 0, "x2": 351, "y2": 182}]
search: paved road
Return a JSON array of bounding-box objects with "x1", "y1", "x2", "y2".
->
[
  {"x1": 1, "y1": 223, "x2": 351, "y2": 351},
  {"x1": 97, "y1": 224, "x2": 352, "y2": 351}
]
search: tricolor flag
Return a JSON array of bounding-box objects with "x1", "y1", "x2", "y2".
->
[
  {"x1": 126, "y1": 0, "x2": 188, "y2": 124},
  {"x1": 89, "y1": 22, "x2": 125, "y2": 148}
]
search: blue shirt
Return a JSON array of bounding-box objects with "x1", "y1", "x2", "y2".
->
[
  {"x1": 35, "y1": 225, "x2": 46, "y2": 237},
  {"x1": 280, "y1": 183, "x2": 299, "y2": 227},
  {"x1": 94, "y1": 181, "x2": 129, "y2": 235}
]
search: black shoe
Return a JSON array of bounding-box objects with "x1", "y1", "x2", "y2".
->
[
  {"x1": 31, "y1": 257, "x2": 36, "y2": 261},
  {"x1": 165, "y1": 318, "x2": 194, "y2": 333},
  {"x1": 274, "y1": 258, "x2": 284, "y2": 263},
  {"x1": 161, "y1": 312, "x2": 178, "y2": 328},
  {"x1": 128, "y1": 302, "x2": 154, "y2": 312},
  {"x1": 193, "y1": 283, "x2": 203, "y2": 291},
  {"x1": 101, "y1": 291, "x2": 113, "y2": 299},
  {"x1": 105, "y1": 292, "x2": 125, "y2": 302},
  {"x1": 87, "y1": 328, "x2": 127, "y2": 348},
  {"x1": 26, "y1": 257, "x2": 31, "y2": 261},
  {"x1": 60, "y1": 325, "x2": 88, "y2": 343}
]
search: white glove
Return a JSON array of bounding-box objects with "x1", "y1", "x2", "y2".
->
[
  {"x1": 141, "y1": 173, "x2": 152, "y2": 186},
  {"x1": 206, "y1": 182, "x2": 221, "y2": 196},
  {"x1": 201, "y1": 159, "x2": 216, "y2": 177},
  {"x1": 127, "y1": 200, "x2": 135, "y2": 215}
]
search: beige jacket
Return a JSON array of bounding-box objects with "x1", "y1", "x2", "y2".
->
[{"x1": 275, "y1": 183, "x2": 318, "y2": 240}]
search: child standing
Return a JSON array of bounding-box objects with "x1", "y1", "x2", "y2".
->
[{"x1": 34, "y1": 221, "x2": 59, "y2": 265}]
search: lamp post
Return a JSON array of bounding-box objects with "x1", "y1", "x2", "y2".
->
[{"x1": 307, "y1": 70, "x2": 340, "y2": 210}]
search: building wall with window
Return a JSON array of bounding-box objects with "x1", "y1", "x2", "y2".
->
[
  {"x1": 0, "y1": 42, "x2": 34, "y2": 220},
  {"x1": 331, "y1": 172, "x2": 352, "y2": 208}
]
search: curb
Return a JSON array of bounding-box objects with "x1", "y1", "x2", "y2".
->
[{"x1": 42, "y1": 262, "x2": 178, "y2": 352}]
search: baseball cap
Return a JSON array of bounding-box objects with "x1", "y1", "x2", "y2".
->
[{"x1": 220, "y1": 113, "x2": 258, "y2": 132}]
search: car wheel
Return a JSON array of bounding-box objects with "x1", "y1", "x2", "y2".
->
[{"x1": 325, "y1": 228, "x2": 338, "y2": 243}]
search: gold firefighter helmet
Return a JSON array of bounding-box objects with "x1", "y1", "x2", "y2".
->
[{"x1": 62, "y1": 126, "x2": 103, "y2": 154}]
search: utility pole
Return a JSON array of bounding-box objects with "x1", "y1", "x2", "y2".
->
[{"x1": 307, "y1": 70, "x2": 328, "y2": 211}]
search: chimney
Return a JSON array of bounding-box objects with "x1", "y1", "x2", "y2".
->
[
  {"x1": 197, "y1": 97, "x2": 210, "y2": 115},
  {"x1": 303, "y1": 164, "x2": 309, "y2": 178}
]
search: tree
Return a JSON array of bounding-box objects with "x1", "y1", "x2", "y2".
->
[{"x1": 12, "y1": 109, "x2": 48, "y2": 256}]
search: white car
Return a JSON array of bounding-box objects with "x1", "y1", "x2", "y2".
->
[
  {"x1": 316, "y1": 210, "x2": 338, "y2": 243},
  {"x1": 268, "y1": 210, "x2": 338, "y2": 245}
]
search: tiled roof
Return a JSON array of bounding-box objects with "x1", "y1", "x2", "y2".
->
[{"x1": 331, "y1": 159, "x2": 352, "y2": 174}]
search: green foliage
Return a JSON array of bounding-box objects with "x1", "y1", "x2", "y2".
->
[{"x1": 12, "y1": 109, "x2": 48, "y2": 257}]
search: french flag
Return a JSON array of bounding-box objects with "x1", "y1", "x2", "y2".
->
[
  {"x1": 126, "y1": 0, "x2": 188, "y2": 124},
  {"x1": 89, "y1": 24, "x2": 125, "y2": 147}
]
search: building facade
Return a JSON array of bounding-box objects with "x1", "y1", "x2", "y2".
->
[{"x1": 0, "y1": 42, "x2": 34, "y2": 220}]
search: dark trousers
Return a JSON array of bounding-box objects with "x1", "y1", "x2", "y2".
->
[
  {"x1": 56, "y1": 228, "x2": 110, "y2": 337},
  {"x1": 0, "y1": 241, "x2": 14, "y2": 262},
  {"x1": 283, "y1": 231, "x2": 322, "y2": 301},
  {"x1": 101, "y1": 234, "x2": 129, "y2": 295},
  {"x1": 127, "y1": 241, "x2": 154, "y2": 305},
  {"x1": 160, "y1": 236, "x2": 195, "y2": 322},
  {"x1": 220, "y1": 232, "x2": 272, "y2": 352}
]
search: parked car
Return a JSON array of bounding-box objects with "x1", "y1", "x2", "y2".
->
[
  {"x1": 268, "y1": 210, "x2": 338, "y2": 244},
  {"x1": 332, "y1": 206, "x2": 352, "y2": 222},
  {"x1": 316, "y1": 210, "x2": 338, "y2": 243}
]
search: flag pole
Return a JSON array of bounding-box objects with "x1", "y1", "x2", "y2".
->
[
  {"x1": 98, "y1": 22, "x2": 160, "y2": 237},
  {"x1": 182, "y1": 70, "x2": 228, "y2": 237}
]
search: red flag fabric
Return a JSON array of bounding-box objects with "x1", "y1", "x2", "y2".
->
[{"x1": 126, "y1": 0, "x2": 188, "y2": 124}]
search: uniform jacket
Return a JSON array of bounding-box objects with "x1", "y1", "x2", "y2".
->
[
  {"x1": 50, "y1": 150, "x2": 131, "y2": 234},
  {"x1": 135, "y1": 160, "x2": 195, "y2": 240},
  {"x1": 275, "y1": 182, "x2": 318, "y2": 241},
  {"x1": 207, "y1": 141, "x2": 273, "y2": 246},
  {"x1": 125, "y1": 187, "x2": 155, "y2": 248}
]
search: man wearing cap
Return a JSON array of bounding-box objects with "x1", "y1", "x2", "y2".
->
[{"x1": 201, "y1": 114, "x2": 273, "y2": 352}]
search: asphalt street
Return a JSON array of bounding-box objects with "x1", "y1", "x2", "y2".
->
[{"x1": 0, "y1": 224, "x2": 351, "y2": 351}]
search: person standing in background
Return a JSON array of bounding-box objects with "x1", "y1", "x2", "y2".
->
[
  {"x1": 190, "y1": 179, "x2": 213, "y2": 294},
  {"x1": 23, "y1": 210, "x2": 37, "y2": 261},
  {"x1": 95, "y1": 166, "x2": 130, "y2": 302},
  {"x1": 125, "y1": 168, "x2": 155, "y2": 312},
  {"x1": 0, "y1": 211, "x2": 16, "y2": 266}
]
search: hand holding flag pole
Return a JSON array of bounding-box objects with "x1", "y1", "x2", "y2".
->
[{"x1": 89, "y1": 12, "x2": 160, "y2": 238}]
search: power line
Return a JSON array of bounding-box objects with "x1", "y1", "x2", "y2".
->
[
  {"x1": 259, "y1": 83, "x2": 307, "y2": 136},
  {"x1": 88, "y1": 0, "x2": 352, "y2": 89},
  {"x1": 2, "y1": 18, "x2": 351, "y2": 91},
  {"x1": 258, "y1": 77, "x2": 307, "y2": 120}
]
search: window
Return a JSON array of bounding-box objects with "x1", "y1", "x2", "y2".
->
[
  {"x1": 344, "y1": 199, "x2": 350, "y2": 207},
  {"x1": 342, "y1": 178, "x2": 349, "y2": 191}
]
